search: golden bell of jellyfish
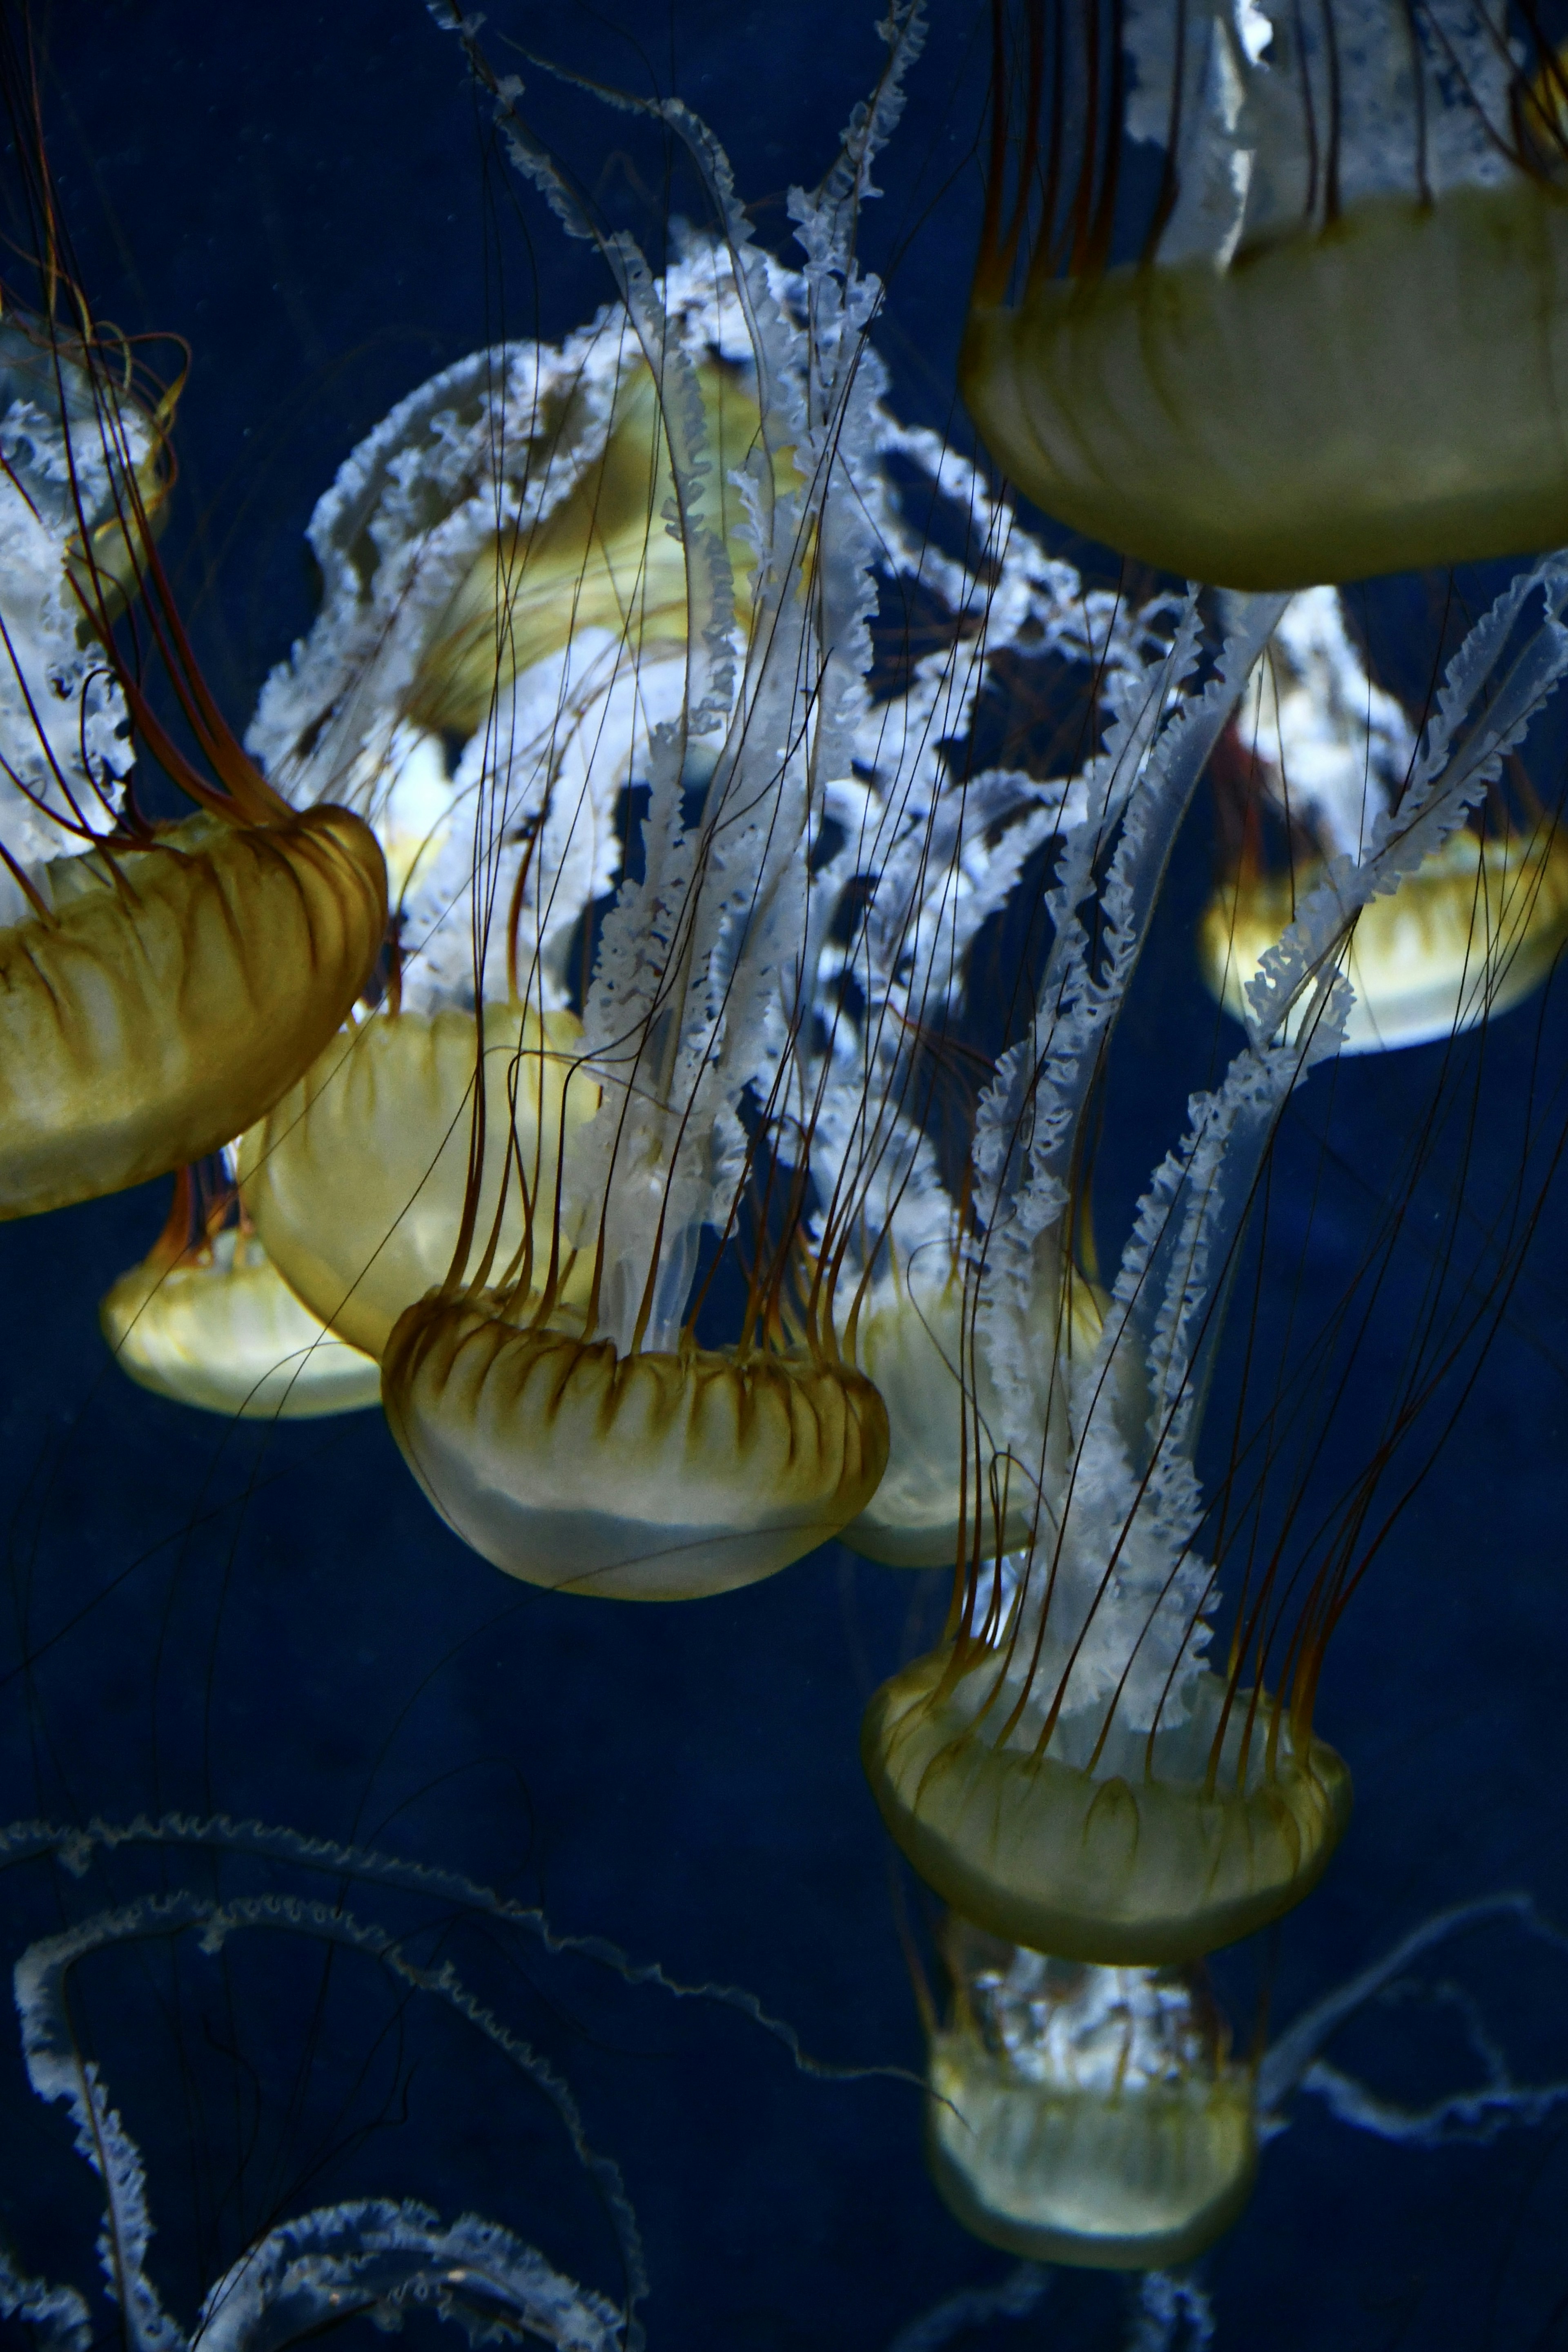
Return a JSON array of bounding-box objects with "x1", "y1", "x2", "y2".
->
[
  {"x1": 406, "y1": 355, "x2": 792, "y2": 741},
  {"x1": 926, "y1": 1916, "x2": 1256, "y2": 2269},
  {"x1": 837, "y1": 1240, "x2": 1106, "y2": 1570},
  {"x1": 1196, "y1": 590, "x2": 1568, "y2": 1051},
  {"x1": 236, "y1": 1002, "x2": 599, "y2": 1361},
  {"x1": 381, "y1": 1294, "x2": 890, "y2": 1602},
  {"x1": 0, "y1": 305, "x2": 389, "y2": 1221},
  {"x1": 101, "y1": 1171, "x2": 380, "y2": 1420},
  {"x1": 964, "y1": 0, "x2": 1568, "y2": 588},
  {"x1": 1200, "y1": 824, "x2": 1568, "y2": 1053},
  {"x1": 864, "y1": 1642, "x2": 1350, "y2": 1965},
  {"x1": 0, "y1": 802, "x2": 388, "y2": 1221}
]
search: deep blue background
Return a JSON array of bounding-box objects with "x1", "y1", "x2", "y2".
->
[{"x1": 3, "y1": 4, "x2": 1568, "y2": 2347}]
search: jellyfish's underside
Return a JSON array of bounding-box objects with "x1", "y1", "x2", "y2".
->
[
  {"x1": 237, "y1": 1003, "x2": 595, "y2": 1359},
  {"x1": 840, "y1": 1254, "x2": 1103, "y2": 1568},
  {"x1": 1198, "y1": 822, "x2": 1568, "y2": 1053},
  {"x1": 927, "y1": 1963, "x2": 1257, "y2": 2270},
  {"x1": 410, "y1": 359, "x2": 787, "y2": 737},
  {"x1": 0, "y1": 806, "x2": 387, "y2": 1219},
  {"x1": 382, "y1": 1292, "x2": 891, "y2": 1600},
  {"x1": 962, "y1": 181, "x2": 1568, "y2": 590},
  {"x1": 863, "y1": 1648, "x2": 1351, "y2": 1964},
  {"x1": 101, "y1": 1226, "x2": 382, "y2": 1419}
]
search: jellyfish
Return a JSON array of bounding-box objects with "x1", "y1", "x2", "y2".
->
[
  {"x1": 1198, "y1": 586, "x2": 1568, "y2": 1051},
  {"x1": 964, "y1": 0, "x2": 1568, "y2": 587},
  {"x1": 99, "y1": 1164, "x2": 381, "y2": 1419},
  {"x1": 914, "y1": 1887, "x2": 1568, "y2": 2287},
  {"x1": 924, "y1": 1916, "x2": 1255, "y2": 2270},
  {"x1": 0, "y1": 290, "x2": 389, "y2": 1221},
  {"x1": 860, "y1": 550, "x2": 1568, "y2": 1967}
]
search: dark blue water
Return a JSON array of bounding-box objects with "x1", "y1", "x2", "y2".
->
[{"x1": 5, "y1": 6, "x2": 1568, "y2": 2347}]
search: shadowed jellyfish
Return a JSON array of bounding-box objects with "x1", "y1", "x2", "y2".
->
[
  {"x1": 100, "y1": 1166, "x2": 381, "y2": 1419},
  {"x1": 1198, "y1": 586, "x2": 1568, "y2": 1050},
  {"x1": 964, "y1": 0, "x2": 1568, "y2": 587}
]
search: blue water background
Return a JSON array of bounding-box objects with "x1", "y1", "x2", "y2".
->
[{"x1": 4, "y1": 4, "x2": 1568, "y2": 2345}]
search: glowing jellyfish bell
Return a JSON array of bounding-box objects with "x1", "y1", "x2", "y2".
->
[
  {"x1": 1198, "y1": 587, "x2": 1568, "y2": 1051},
  {"x1": 926, "y1": 1917, "x2": 1256, "y2": 2269},
  {"x1": 964, "y1": 0, "x2": 1568, "y2": 588},
  {"x1": 0, "y1": 297, "x2": 388, "y2": 1224},
  {"x1": 863, "y1": 554, "x2": 1568, "y2": 1973}
]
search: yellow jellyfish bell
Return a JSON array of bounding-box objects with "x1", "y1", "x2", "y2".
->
[
  {"x1": 1, "y1": 802, "x2": 388, "y2": 1222},
  {"x1": 0, "y1": 314, "x2": 388, "y2": 1223},
  {"x1": 866, "y1": 1642, "x2": 1351, "y2": 1964},
  {"x1": 925, "y1": 1917, "x2": 1257, "y2": 2268},
  {"x1": 101, "y1": 1171, "x2": 381, "y2": 1420},
  {"x1": 407, "y1": 353, "x2": 789, "y2": 741},
  {"x1": 238, "y1": 1002, "x2": 599, "y2": 1361},
  {"x1": 382, "y1": 1295, "x2": 889, "y2": 1601},
  {"x1": 964, "y1": 0, "x2": 1568, "y2": 588},
  {"x1": 1197, "y1": 591, "x2": 1568, "y2": 1051}
]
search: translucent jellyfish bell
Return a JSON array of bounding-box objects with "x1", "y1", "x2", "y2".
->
[
  {"x1": 0, "y1": 310, "x2": 388, "y2": 1222},
  {"x1": 100, "y1": 1171, "x2": 380, "y2": 1419},
  {"x1": 926, "y1": 1917, "x2": 1257, "y2": 2268},
  {"x1": 863, "y1": 557, "x2": 1568, "y2": 1962},
  {"x1": 965, "y1": 0, "x2": 1568, "y2": 588},
  {"x1": 1198, "y1": 589, "x2": 1568, "y2": 1052}
]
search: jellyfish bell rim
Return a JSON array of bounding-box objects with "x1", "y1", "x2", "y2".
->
[
  {"x1": 100, "y1": 1225, "x2": 383, "y2": 1421},
  {"x1": 381, "y1": 1290, "x2": 891, "y2": 1603},
  {"x1": 962, "y1": 178, "x2": 1568, "y2": 592},
  {"x1": 862, "y1": 1647, "x2": 1352, "y2": 1965},
  {"x1": 924, "y1": 2026, "x2": 1259, "y2": 2272}
]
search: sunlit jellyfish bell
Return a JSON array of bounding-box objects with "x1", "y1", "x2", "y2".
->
[
  {"x1": 1198, "y1": 586, "x2": 1568, "y2": 1052},
  {"x1": 858, "y1": 555, "x2": 1568, "y2": 2263},
  {"x1": 0, "y1": 283, "x2": 389, "y2": 1227},
  {"x1": 964, "y1": 0, "x2": 1568, "y2": 588}
]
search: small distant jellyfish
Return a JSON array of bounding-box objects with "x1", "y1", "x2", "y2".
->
[
  {"x1": 100, "y1": 1166, "x2": 381, "y2": 1419},
  {"x1": 1197, "y1": 588, "x2": 1568, "y2": 1051},
  {"x1": 0, "y1": 290, "x2": 388, "y2": 1223},
  {"x1": 964, "y1": 0, "x2": 1568, "y2": 586},
  {"x1": 926, "y1": 1917, "x2": 1255, "y2": 2270},
  {"x1": 860, "y1": 553, "x2": 1568, "y2": 1966}
]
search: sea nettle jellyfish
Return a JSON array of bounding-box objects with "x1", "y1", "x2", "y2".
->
[
  {"x1": 236, "y1": 11, "x2": 977, "y2": 1597},
  {"x1": 858, "y1": 555, "x2": 1568, "y2": 1971},
  {"x1": 855, "y1": 555, "x2": 1568, "y2": 2265},
  {"x1": 0, "y1": 116, "x2": 388, "y2": 1226},
  {"x1": 1198, "y1": 586, "x2": 1568, "y2": 1051},
  {"x1": 965, "y1": 0, "x2": 1568, "y2": 586}
]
